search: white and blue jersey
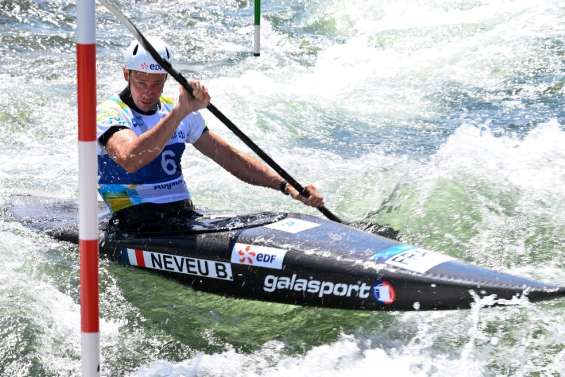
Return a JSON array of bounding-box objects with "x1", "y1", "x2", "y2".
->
[{"x1": 96, "y1": 94, "x2": 206, "y2": 212}]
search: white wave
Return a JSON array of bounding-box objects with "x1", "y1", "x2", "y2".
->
[
  {"x1": 432, "y1": 120, "x2": 565, "y2": 207},
  {"x1": 131, "y1": 293, "x2": 563, "y2": 377},
  {"x1": 133, "y1": 334, "x2": 483, "y2": 377}
]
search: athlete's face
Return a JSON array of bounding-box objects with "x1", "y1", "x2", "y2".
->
[{"x1": 124, "y1": 69, "x2": 167, "y2": 112}]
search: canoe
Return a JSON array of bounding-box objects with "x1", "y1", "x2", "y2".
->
[{"x1": 4, "y1": 195, "x2": 564, "y2": 311}]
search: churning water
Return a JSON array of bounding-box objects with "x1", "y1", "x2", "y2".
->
[{"x1": 0, "y1": 0, "x2": 564, "y2": 375}]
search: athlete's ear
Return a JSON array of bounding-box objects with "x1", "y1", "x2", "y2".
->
[{"x1": 123, "y1": 68, "x2": 129, "y2": 81}]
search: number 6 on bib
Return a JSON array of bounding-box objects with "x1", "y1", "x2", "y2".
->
[{"x1": 161, "y1": 150, "x2": 177, "y2": 175}]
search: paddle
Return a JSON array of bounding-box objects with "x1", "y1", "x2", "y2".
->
[{"x1": 98, "y1": 0, "x2": 399, "y2": 239}]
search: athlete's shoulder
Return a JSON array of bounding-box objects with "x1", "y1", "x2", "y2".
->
[
  {"x1": 98, "y1": 94, "x2": 129, "y2": 110},
  {"x1": 97, "y1": 95, "x2": 131, "y2": 123},
  {"x1": 182, "y1": 111, "x2": 206, "y2": 144},
  {"x1": 160, "y1": 95, "x2": 176, "y2": 107},
  {"x1": 97, "y1": 94, "x2": 132, "y2": 129}
]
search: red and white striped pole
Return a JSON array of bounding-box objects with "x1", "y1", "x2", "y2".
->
[{"x1": 77, "y1": 0, "x2": 99, "y2": 376}]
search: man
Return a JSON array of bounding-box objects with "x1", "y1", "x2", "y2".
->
[{"x1": 96, "y1": 37, "x2": 324, "y2": 233}]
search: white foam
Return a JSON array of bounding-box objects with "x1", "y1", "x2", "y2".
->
[
  {"x1": 133, "y1": 332, "x2": 487, "y2": 377},
  {"x1": 1, "y1": 0, "x2": 563, "y2": 376}
]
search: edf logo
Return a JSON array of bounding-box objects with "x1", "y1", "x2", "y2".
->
[
  {"x1": 231, "y1": 243, "x2": 288, "y2": 270},
  {"x1": 237, "y1": 245, "x2": 256, "y2": 264},
  {"x1": 140, "y1": 62, "x2": 163, "y2": 71},
  {"x1": 236, "y1": 245, "x2": 277, "y2": 265},
  {"x1": 256, "y1": 253, "x2": 276, "y2": 263}
]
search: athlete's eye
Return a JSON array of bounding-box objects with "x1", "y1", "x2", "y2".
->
[{"x1": 132, "y1": 76, "x2": 165, "y2": 92}]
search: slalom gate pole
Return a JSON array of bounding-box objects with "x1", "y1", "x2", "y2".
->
[
  {"x1": 76, "y1": 0, "x2": 100, "y2": 375},
  {"x1": 254, "y1": 0, "x2": 260, "y2": 56}
]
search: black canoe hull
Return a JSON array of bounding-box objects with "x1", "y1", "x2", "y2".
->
[
  {"x1": 4, "y1": 195, "x2": 564, "y2": 311},
  {"x1": 101, "y1": 212, "x2": 564, "y2": 311}
]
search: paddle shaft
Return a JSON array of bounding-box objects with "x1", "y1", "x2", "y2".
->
[{"x1": 99, "y1": 0, "x2": 343, "y2": 223}]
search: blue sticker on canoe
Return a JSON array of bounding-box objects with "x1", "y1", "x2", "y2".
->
[
  {"x1": 371, "y1": 244, "x2": 455, "y2": 274},
  {"x1": 370, "y1": 244, "x2": 414, "y2": 263}
]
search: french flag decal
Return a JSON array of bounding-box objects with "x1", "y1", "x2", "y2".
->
[
  {"x1": 372, "y1": 280, "x2": 396, "y2": 304},
  {"x1": 127, "y1": 248, "x2": 146, "y2": 267}
]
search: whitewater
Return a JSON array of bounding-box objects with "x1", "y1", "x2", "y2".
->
[{"x1": 0, "y1": 0, "x2": 563, "y2": 375}]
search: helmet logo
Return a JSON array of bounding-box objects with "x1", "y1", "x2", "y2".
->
[{"x1": 139, "y1": 62, "x2": 162, "y2": 72}]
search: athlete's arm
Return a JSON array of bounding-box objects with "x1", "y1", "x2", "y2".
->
[
  {"x1": 105, "y1": 81, "x2": 209, "y2": 173},
  {"x1": 193, "y1": 131, "x2": 325, "y2": 208},
  {"x1": 104, "y1": 111, "x2": 184, "y2": 173}
]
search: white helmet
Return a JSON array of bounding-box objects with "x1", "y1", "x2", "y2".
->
[{"x1": 123, "y1": 37, "x2": 172, "y2": 74}]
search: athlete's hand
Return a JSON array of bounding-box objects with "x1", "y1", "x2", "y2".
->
[
  {"x1": 177, "y1": 80, "x2": 210, "y2": 117},
  {"x1": 287, "y1": 184, "x2": 325, "y2": 208}
]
